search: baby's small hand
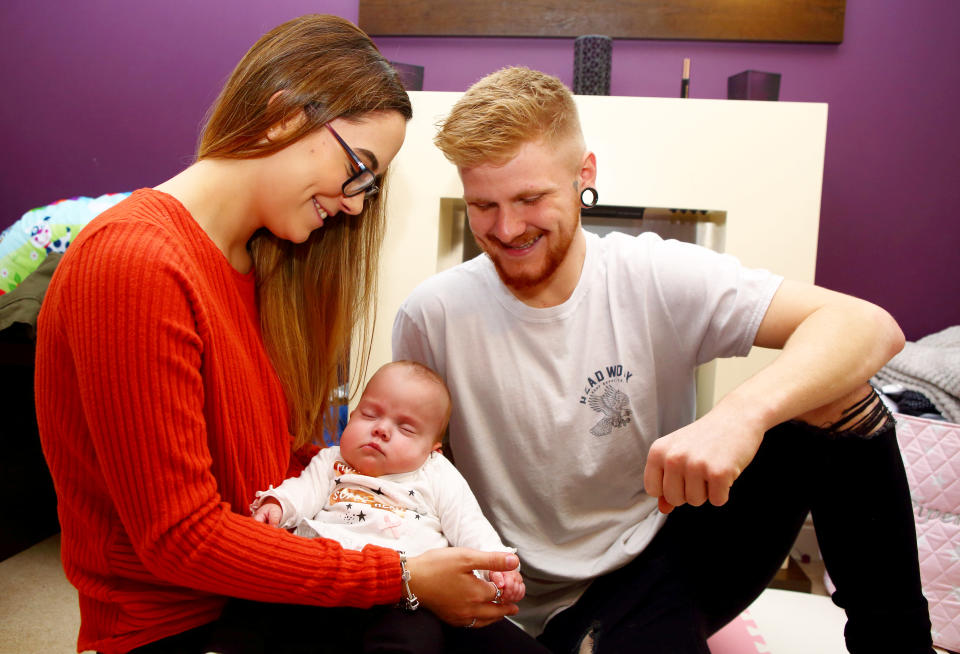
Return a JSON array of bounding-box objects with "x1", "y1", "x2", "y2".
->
[
  {"x1": 252, "y1": 497, "x2": 282, "y2": 527},
  {"x1": 489, "y1": 569, "x2": 525, "y2": 603}
]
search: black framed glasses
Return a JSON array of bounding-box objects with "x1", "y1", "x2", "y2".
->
[{"x1": 325, "y1": 123, "x2": 379, "y2": 198}]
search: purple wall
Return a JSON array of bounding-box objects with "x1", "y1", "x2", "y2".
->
[
  {"x1": 2, "y1": 1, "x2": 957, "y2": 340},
  {"x1": 0, "y1": 0, "x2": 356, "y2": 226}
]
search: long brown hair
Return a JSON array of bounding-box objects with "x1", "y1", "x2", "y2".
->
[{"x1": 197, "y1": 15, "x2": 412, "y2": 449}]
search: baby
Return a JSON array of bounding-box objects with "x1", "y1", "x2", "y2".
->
[{"x1": 251, "y1": 360, "x2": 524, "y2": 640}]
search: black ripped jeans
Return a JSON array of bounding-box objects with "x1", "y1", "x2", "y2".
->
[{"x1": 538, "y1": 396, "x2": 933, "y2": 654}]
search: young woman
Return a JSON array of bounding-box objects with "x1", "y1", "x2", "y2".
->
[{"x1": 35, "y1": 15, "x2": 531, "y2": 654}]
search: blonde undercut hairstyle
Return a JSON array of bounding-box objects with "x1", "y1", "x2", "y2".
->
[
  {"x1": 434, "y1": 66, "x2": 584, "y2": 168},
  {"x1": 198, "y1": 14, "x2": 412, "y2": 449}
]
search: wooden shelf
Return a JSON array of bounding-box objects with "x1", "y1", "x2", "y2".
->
[{"x1": 359, "y1": 0, "x2": 845, "y2": 43}]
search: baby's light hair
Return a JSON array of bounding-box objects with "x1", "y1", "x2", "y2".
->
[
  {"x1": 379, "y1": 361, "x2": 452, "y2": 441},
  {"x1": 434, "y1": 66, "x2": 585, "y2": 169}
]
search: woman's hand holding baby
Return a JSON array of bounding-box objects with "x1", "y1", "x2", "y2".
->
[{"x1": 407, "y1": 548, "x2": 522, "y2": 628}]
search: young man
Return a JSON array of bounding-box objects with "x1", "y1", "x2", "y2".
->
[{"x1": 392, "y1": 67, "x2": 932, "y2": 653}]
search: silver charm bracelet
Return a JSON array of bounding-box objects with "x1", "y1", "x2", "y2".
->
[{"x1": 399, "y1": 554, "x2": 420, "y2": 611}]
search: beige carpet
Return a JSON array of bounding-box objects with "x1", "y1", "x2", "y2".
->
[{"x1": 0, "y1": 534, "x2": 81, "y2": 654}]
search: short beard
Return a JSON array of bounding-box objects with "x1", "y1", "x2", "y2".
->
[{"x1": 478, "y1": 221, "x2": 577, "y2": 292}]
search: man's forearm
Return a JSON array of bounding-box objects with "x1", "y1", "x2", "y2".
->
[{"x1": 721, "y1": 291, "x2": 904, "y2": 433}]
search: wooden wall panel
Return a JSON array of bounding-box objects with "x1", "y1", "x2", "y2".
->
[{"x1": 359, "y1": 0, "x2": 845, "y2": 43}]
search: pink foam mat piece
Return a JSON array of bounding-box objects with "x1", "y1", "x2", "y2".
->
[{"x1": 707, "y1": 611, "x2": 769, "y2": 653}]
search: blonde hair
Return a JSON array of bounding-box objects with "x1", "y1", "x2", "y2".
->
[
  {"x1": 434, "y1": 66, "x2": 583, "y2": 168},
  {"x1": 198, "y1": 15, "x2": 412, "y2": 449}
]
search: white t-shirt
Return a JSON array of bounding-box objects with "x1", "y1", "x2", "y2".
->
[
  {"x1": 251, "y1": 446, "x2": 512, "y2": 557},
  {"x1": 393, "y1": 230, "x2": 782, "y2": 634}
]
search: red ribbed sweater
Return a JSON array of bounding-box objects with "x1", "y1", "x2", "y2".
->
[{"x1": 35, "y1": 189, "x2": 400, "y2": 654}]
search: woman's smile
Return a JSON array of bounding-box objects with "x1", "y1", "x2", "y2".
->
[{"x1": 312, "y1": 196, "x2": 329, "y2": 225}]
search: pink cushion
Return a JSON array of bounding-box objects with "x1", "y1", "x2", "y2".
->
[{"x1": 896, "y1": 413, "x2": 960, "y2": 652}]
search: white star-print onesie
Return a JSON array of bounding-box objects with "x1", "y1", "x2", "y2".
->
[{"x1": 251, "y1": 447, "x2": 514, "y2": 557}]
